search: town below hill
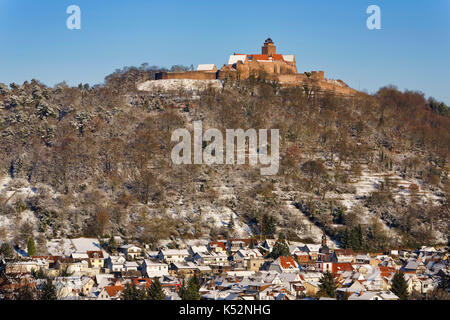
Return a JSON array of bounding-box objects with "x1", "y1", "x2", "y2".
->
[{"x1": 0, "y1": 236, "x2": 449, "y2": 300}]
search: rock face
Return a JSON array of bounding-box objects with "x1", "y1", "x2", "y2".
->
[{"x1": 137, "y1": 79, "x2": 223, "y2": 93}]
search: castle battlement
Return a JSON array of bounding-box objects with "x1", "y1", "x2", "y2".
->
[{"x1": 155, "y1": 39, "x2": 357, "y2": 95}]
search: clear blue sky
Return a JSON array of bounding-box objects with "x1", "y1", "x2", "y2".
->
[{"x1": 1, "y1": 0, "x2": 449, "y2": 103}]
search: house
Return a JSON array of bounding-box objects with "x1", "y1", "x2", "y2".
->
[
  {"x1": 158, "y1": 249, "x2": 189, "y2": 264},
  {"x1": 331, "y1": 262, "x2": 354, "y2": 275},
  {"x1": 269, "y1": 256, "x2": 299, "y2": 273},
  {"x1": 337, "y1": 279, "x2": 366, "y2": 297},
  {"x1": 87, "y1": 251, "x2": 104, "y2": 269},
  {"x1": 169, "y1": 262, "x2": 198, "y2": 278},
  {"x1": 302, "y1": 244, "x2": 321, "y2": 261},
  {"x1": 302, "y1": 281, "x2": 320, "y2": 296},
  {"x1": 106, "y1": 255, "x2": 126, "y2": 273},
  {"x1": 418, "y1": 246, "x2": 437, "y2": 257},
  {"x1": 98, "y1": 285, "x2": 123, "y2": 300},
  {"x1": 355, "y1": 254, "x2": 371, "y2": 264},
  {"x1": 232, "y1": 249, "x2": 264, "y2": 271},
  {"x1": 332, "y1": 249, "x2": 355, "y2": 263},
  {"x1": 124, "y1": 261, "x2": 139, "y2": 273},
  {"x1": 261, "y1": 239, "x2": 277, "y2": 253},
  {"x1": 71, "y1": 252, "x2": 89, "y2": 260},
  {"x1": 208, "y1": 240, "x2": 227, "y2": 253},
  {"x1": 4, "y1": 258, "x2": 48, "y2": 274},
  {"x1": 348, "y1": 291, "x2": 399, "y2": 300},
  {"x1": 81, "y1": 277, "x2": 95, "y2": 296},
  {"x1": 193, "y1": 252, "x2": 228, "y2": 266},
  {"x1": 159, "y1": 275, "x2": 182, "y2": 292},
  {"x1": 294, "y1": 251, "x2": 310, "y2": 264},
  {"x1": 403, "y1": 258, "x2": 426, "y2": 274},
  {"x1": 141, "y1": 259, "x2": 169, "y2": 278},
  {"x1": 227, "y1": 239, "x2": 252, "y2": 254},
  {"x1": 133, "y1": 278, "x2": 153, "y2": 289},
  {"x1": 65, "y1": 259, "x2": 90, "y2": 275},
  {"x1": 119, "y1": 245, "x2": 142, "y2": 260},
  {"x1": 188, "y1": 245, "x2": 209, "y2": 259}
]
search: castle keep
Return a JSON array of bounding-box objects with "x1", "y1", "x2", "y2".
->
[{"x1": 155, "y1": 38, "x2": 356, "y2": 95}]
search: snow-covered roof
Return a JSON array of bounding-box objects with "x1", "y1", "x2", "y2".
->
[
  {"x1": 196, "y1": 64, "x2": 216, "y2": 71},
  {"x1": 228, "y1": 54, "x2": 247, "y2": 65},
  {"x1": 161, "y1": 249, "x2": 189, "y2": 256},
  {"x1": 282, "y1": 54, "x2": 295, "y2": 62},
  {"x1": 71, "y1": 252, "x2": 89, "y2": 259}
]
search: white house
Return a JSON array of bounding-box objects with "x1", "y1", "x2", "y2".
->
[
  {"x1": 158, "y1": 249, "x2": 189, "y2": 264},
  {"x1": 106, "y1": 255, "x2": 126, "y2": 273},
  {"x1": 119, "y1": 244, "x2": 142, "y2": 260},
  {"x1": 188, "y1": 245, "x2": 209, "y2": 260},
  {"x1": 124, "y1": 261, "x2": 139, "y2": 272},
  {"x1": 193, "y1": 252, "x2": 228, "y2": 266},
  {"x1": 141, "y1": 259, "x2": 169, "y2": 278}
]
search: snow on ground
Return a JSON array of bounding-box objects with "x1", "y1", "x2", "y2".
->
[
  {"x1": 0, "y1": 176, "x2": 36, "y2": 206},
  {"x1": 46, "y1": 239, "x2": 77, "y2": 256},
  {"x1": 46, "y1": 238, "x2": 109, "y2": 258},
  {"x1": 137, "y1": 79, "x2": 224, "y2": 92},
  {"x1": 283, "y1": 201, "x2": 338, "y2": 247},
  {"x1": 166, "y1": 199, "x2": 252, "y2": 238},
  {"x1": 0, "y1": 176, "x2": 12, "y2": 193}
]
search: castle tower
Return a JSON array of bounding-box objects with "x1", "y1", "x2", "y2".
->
[
  {"x1": 321, "y1": 234, "x2": 327, "y2": 247},
  {"x1": 262, "y1": 38, "x2": 276, "y2": 56}
]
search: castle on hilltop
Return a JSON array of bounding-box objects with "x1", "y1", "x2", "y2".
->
[{"x1": 155, "y1": 38, "x2": 356, "y2": 95}]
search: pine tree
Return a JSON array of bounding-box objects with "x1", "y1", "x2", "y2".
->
[
  {"x1": 0, "y1": 242, "x2": 15, "y2": 258},
  {"x1": 121, "y1": 282, "x2": 146, "y2": 300},
  {"x1": 391, "y1": 271, "x2": 409, "y2": 300},
  {"x1": 38, "y1": 279, "x2": 57, "y2": 300},
  {"x1": 179, "y1": 275, "x2": 201, "y2": 300},
  {"x1": 268, "y1": 233, "x2": 290, "y2": 259},
  {"x1": 318, "y1": 271, "x2": 337, "y2": 298},
  {"x1": 262, "y1": 214, "x2": 276, "y2": 238},
  {"x1": 107, "y1": 235, "x2": 117, "y2": 253},
  {"x1": 147, "y1": 277, "x2": 166, "y2": 300},
  {"x1": 228, "y1": 215, "x2": 235, "y2": 230},
  {"x1": 17, "y1": 280, "x2": 36, "y2": 300},
  {"x1": 27, "y1": 237, "x2": 37, "y2": 257}
]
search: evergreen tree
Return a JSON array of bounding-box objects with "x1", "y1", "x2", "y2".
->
[
  {"x1": 147, "y1": 277, "x2": 166, "y2": 300},
  {"x1": 16, "y1": 281, "x2": 36, "y2": 300},
  {"x1": 267, "y1": 233, "x2": 290, "y2": 259},
  {"x1": 179, "y1": 275, "x2": 201, "y2": 300},
  {"x1": 318, "y1": 271, "x2": 337, "y2": 298},
  {"x1": 121, "y1": 282, "x2": 147, "y2": 300},
  {"x1": 341, "y1": 226, "x2": 365, "y2": 251},
  {"x1": 27, "y1": 237, "x2": 37, "y2": 257},
  {"x1": 38, "y1": 279, "x2": 57, "y2": 300},
  {"x1": 228, "y1": 215, "x2": 235, "y2": 230},
  {"x1": 391, "y1": 271, "x2": 409, "y2": 300},
  {"x1": 0, "y1": 242, "x2": 15, "y2": 258},
  {"x1": 438, "y1": 272, "x2": 450, "y2": 291},
  {"x1": 107, "y1": 235, "x2": 118, "y2": 253},
  {"x1": 262, "y1": 214, "x2": 276, "y2": 238}
]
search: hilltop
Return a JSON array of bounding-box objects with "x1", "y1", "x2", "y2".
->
[{"x1": 0, "y1": 65, "x2": 449, "y2": 254}]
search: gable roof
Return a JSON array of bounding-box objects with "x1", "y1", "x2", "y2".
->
[
  {"x1": 228, "y1": 55, "x2": 247, "y2": 65},
  {"x1": 332, "y1": 263, "x2": 354, "y2": 274},
  {"x1": 209, "y1": 241, "x2": 227, "y2": 251},
  {"x1": 197, "y1": 64, "x2": 216, "y2": 71},
  {"x1": 334, "y1": 248, "x2": 355, "y2": 256},
  {"x1": 104, "y1": 285, "x2": 123, "y2": 297},
  {"x1": 275, "y1": 256, "x2": 298, "y2": 270},
  {"x1": 87, "y1": 251, "x2": 104, "y2": 259}
]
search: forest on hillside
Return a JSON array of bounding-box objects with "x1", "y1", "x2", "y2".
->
[{"x1": 0, "y1": 64, "x2": 449, "y2": 253}]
